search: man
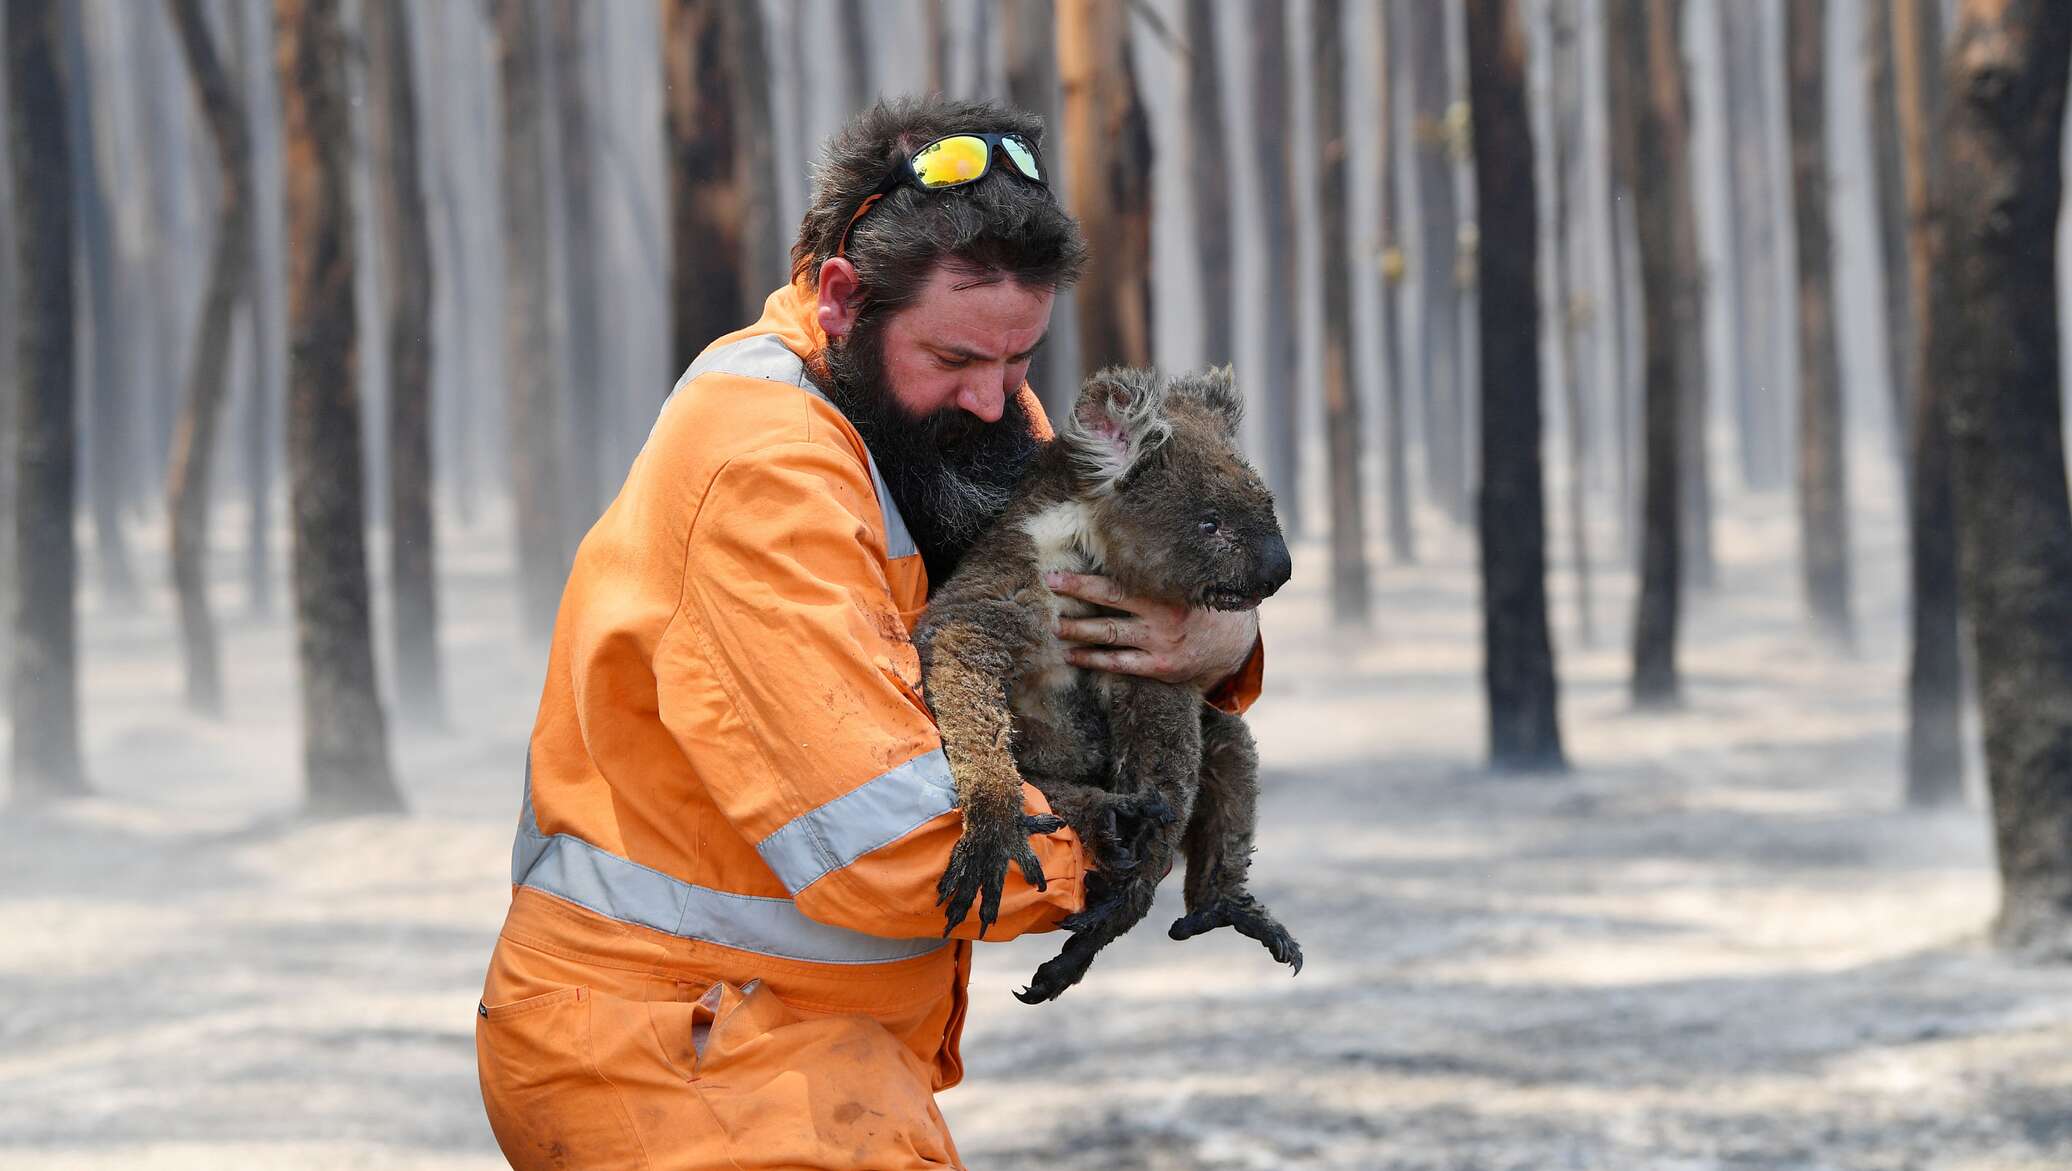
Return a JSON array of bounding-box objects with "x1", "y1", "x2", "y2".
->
[{"x1": 476, "y1": 97, "x2": 1264, "y2": 1170}]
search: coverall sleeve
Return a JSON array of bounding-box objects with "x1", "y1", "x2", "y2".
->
[
  {"x1": 656, "y1": 440, "x2": 1087, "y2": 941},
  {"x1": 1204, "y1": 634, "x2": 1266, "y2": 716}
]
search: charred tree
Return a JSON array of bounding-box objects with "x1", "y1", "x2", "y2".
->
[
  {"x1": 731, "y1": 0, "x2": 782, "y2": 295},
  {"x1": 1865, "y1": 0, "x2": 1911, "y2": 472},
  {"x1": 275, "y1": 0, "x2": 401, "y2": 815},
  {"x1": 1184, "y1": 0, "x2": 1232, "y2": 372},
  {"x1": 8, "y1": 0, "x2": 86, "y2": 802},
  {"x1": 1376, "y1": 1, "x2": 1414, "y2": 564},
  {"x1": 1941, "y1": 0, "x2": 2072, "y2": 955},
  {"x1": 838, "y1": 0, "x2": 872, "y2": 111},
  {"x1": 367, "y1": 0, "x2": 443, "y2": 725},
  {"x1": 551, "y1": 0, "x2": 601, "y2": 528},
  {"x1": 496, "y1": 0, "x2": 569, "y2": 640},
  {"x1": 1547, "y1": 0, "x2": 1591, "y2": 641},
  {"x1": 1312, "y1": 0, "x2": 1370, "y2": 625},
  {"x1": 1252, "y1": 3, "x2": 1300, "y2": 533},
  {"x1": 1611, "y1": 0, "x2": 1684, "y2": 707},
  {"x1": 165, "y1": 0, "x2": 254, "y2": 716},
  {"x1": 1002, "y1": 0, "x2": 1068, "y2": 416},
  {"x1": 1468, "y1": 0, "x2": 1565, "y2": 769},
  {"x1": 662, "y1": 0, "x2": 748, "y2": 376},
  {"x1": 1720, "y1": 0, "x2": 1786, "y2": 490},
  {"x1": 1058, "y1": 0, "x2": 1152, "y2": 372},
  {"x1": 1895, "y1": 0, "x2": 1960, "y2": 806},
  {"x1": 1788, "y1": 0, "x2": 1852, "y2": 643},
  {"x1": 63, "y1": 1, "x2": 135, "y2": 608},
  {"x1": 240, "y1": 0, "x2": 281, "y2": 617},
  {"x1": 1407, "y1": 0, "x2": 1467, "y2": 523}
]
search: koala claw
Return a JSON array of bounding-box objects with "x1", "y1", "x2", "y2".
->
[
  {"x1": 936, "y1": 812, "x2": 1067, "y2": 939},
  {"x1": 1169, "y1": 895, "x2": 1304, "y2": 975}
]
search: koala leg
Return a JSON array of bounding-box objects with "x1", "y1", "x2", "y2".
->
[
  {"x1": 1031, "y1": 774, "x2": 1180, "y2": 875},
  {"x1": 920, "y1": 611, "x2": 1062, "y2": 940},
  {"x1": 1167, "y1": 707, "x2": 1302, "y2": 973},
  {"x1": 1016, "y1": 681, "x2": 1198, "y2": 1004}
]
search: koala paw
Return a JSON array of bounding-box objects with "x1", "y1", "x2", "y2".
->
[
  {"x1": 1169, "y1": 893, "x2": 1304, "y2": 974},
  {"x1": 937, "y1": 811, "x2": 1067, "y2": 939}
]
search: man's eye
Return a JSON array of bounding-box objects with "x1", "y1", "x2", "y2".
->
[{"x1": 938, "y1": 356, "x2": 970, "y2": 370}]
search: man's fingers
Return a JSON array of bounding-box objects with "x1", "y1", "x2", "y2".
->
[
  {"x1": 1055, "y1": 614, "x2": 1148, "y2": 648},
  {"x1": 1065, "y1": 646, "x2": 1162, "y2": 677},
  {"x1": 1044, "y1": 571, "x2": 1126, "y2": 607}
]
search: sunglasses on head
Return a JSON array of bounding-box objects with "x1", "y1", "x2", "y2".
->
[{"x1": 835, "y1": 131, "x2": 1048, "y2": 259}]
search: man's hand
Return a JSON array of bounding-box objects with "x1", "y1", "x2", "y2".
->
[{"x1": 1043, "y1": 571, "x2": 1258, "y2": 691}]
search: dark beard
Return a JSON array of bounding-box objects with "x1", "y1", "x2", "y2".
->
[{"x1": 819, "y1": 317, "x2": 1040, "y2": 586}]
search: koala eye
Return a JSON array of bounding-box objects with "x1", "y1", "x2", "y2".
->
[{"x1": 1198, "y1": 514, "x2": 1221, "y2": 536}]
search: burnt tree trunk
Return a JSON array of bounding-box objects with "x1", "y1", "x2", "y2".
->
[
  {"x1": 1864, "y1": 0, "x2": 1912, "y2": 474},
  {"x1": 1468, "y1": 0, "x2": 1564, "y2": 769},
  {"x1": 165, "y1": 0, "x2": 254, "y2": 717},
  {"x1": 1548, "y1": 0, "x2": 1591, "y2": 641},
  {"x1": 275, "y1": 0, "x2": 401, "y2": 815},
  {"x1": 1941, "y1": 0, "x2": 2072, "y2": 955},
  {"x1": 838, "y1": 0, "x2": 872, "y2": 111},
  {"x1": 1650, "y1": 0, "x2": 1709, "y2": 592},
  {"x1": 8, "y1": 0, "x2": 86, "y2": 802},
  {"x1": 1059, "y1": 0, "x2": 1152, "y2": 372},
  {"x1": 1612, "y1": 0, "x2": 1684, "y2": 707},
  {"x1": 1407, "y1": 0, "x2": 1466, "y2": 523},
  {"x1": 241, "y1": 0, "x2": 280, "y2": 617},
  {"x1": 367, "y1": 0, "x2": 443, "y2": 725},
  {"x1": 551, "y1": 0, "x2": 601, "y2": 529},
  {"x1": 1184, "y1": 0, "x2": 1232, "y2": 372},
  {"x1": 1788, "y1": 0, "x2": 1852, "y2": 643},
  {"x1": 662, "y1": 0, "x2": 748, "y2": 375},
  {"x1": 496, "y1": 0, "x2": 568, "y2": 640},
  {"x1": 1312, "y1": 0, "x2": 1369, "y2": 626},
  {"x1": 730, "y1": 0, "x2": 781, "y2": 294},
  {"x1": 1376, "y1": 1, "x2": 1414, "y2": 564},
  {"x1": 1720, "y1": 0, "x2": 1786, "y2": 490},
  {"x1": 1896, "y1": 0, "x2": 1961, "y2": 807},
  {"x1": 1002, "y1": 0, "x2": 1068, "y2": 417},
  {"x1": 1252, "y1": 4, "x2": 1300, "y2": 533}
]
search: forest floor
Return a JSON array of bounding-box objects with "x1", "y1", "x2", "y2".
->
[{"x1": 4, "y1": 480, "x2": 2070, "y2": 1170}]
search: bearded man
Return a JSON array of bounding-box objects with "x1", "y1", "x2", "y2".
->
[{"x1": 475, "y1": 97, "x2": 1264, "y2": 1170}]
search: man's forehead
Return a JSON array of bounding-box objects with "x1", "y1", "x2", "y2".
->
[{"x1": 902, "y1": 274, "x2": 1053, "y2": 353}]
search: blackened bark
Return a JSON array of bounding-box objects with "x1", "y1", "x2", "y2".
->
[
  {"x1": 240, "y1": 0, "x2": 280, "y2": 617},
  {"x1": 551, "y1": 0, "x2": 600, "y2": 526},
  {"x1": 1184, "y1": 0, "x2": 1232, "y2": 372},
  {"x1": 1407, "y1": 0, "x2": 1466, "y2": 523},
  {"x1": 1059, "y1": 0, "x2": 1152, "y2": 372},
  {"x1": 166, "y1": 0, "x2": 254, "y2": 717},
  {"x1": 1312, "y1": 0, "x2": 1369, "y2": 627},
  {"x1": 1941, "y1": 0, "x2": 2072, "y2": 955},
  {"x1": 1251, "y1": 3, "x2": 1300, "y2": 534},
  {"x1": 1612, "y1": 0, "x2": 1683, "y2": 707},
  {"x1": 1002, "y1": 0, "x2": 1068, "y2": 417},
  {"x1": 367, "y1": 0, "x2": 443, "y2": 725},
  {"x1": 1864, "y1": 0, "x2": 1912, "y2": 474},
  {"x1": 1657, "y1": 0, "x2": 1709, "y2": 592},
  {"x1": 275, "y1": 0, "x2": 402, "y2": 815},
  {"x1": 8, "y1": 0, "x2": 86, "y2": 802},
  {"x1": 1548, "y1": 0, "x2": 1591, "y2": 640},
  {"x1": 1468, "y1": 0, "x2": 1564, "y2": 769},
  {"x1": 730, "y1": 0, "x2": 782, "y2": 294},
  {"x1": 1720, "y1": 0, "x2": 1786, "y2": 490},
  {"x1": 1895, "y1": 0, "x2": 1961, "y2": 807},
  {"x1": 838, "y1": 0, "x2": 872, "y2": 111},
  {"x1": 63, "y1": 1, "x2": 135, "y2": 608},
  {"x1": 1788, "y1": 0, "x2": 1852, "y2": 643},
  {"x1": 1376, "y1": 1, "x2": 1414, "y2": 564},
  {"x1": 662, "y1": 0, "x2": 747, "y2": 376},
  {"x1": 496, "y1": 0, "x2": 569, "y2": 640}
]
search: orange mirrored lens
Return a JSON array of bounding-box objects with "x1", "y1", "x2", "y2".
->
[{"x1": 910, "y1": 135, "x2": 990, "y2": 188}]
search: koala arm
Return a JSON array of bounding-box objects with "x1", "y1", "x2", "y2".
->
[{"x1": 657, "y1": 442, "x2": 1085, "y2": 942}]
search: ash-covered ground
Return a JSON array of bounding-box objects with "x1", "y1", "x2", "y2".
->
[{"x1": 4, "y1": 484, "x2": 2068, "y2": 1170}]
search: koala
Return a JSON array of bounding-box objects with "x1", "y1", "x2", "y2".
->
[{"x1": 915, "y1": 365, "x2": 1302, "y2": 1004}]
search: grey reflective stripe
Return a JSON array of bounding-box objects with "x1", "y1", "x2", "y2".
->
[
  {"x1": 662, "y1": 335, "x2": 918, "y2": 560},
  {"x1": 756, "y1": 747, "x2": 958, "y2": 894},
  {"x1": 511, "y1": 764, "x2": 946, "y2": 965}
]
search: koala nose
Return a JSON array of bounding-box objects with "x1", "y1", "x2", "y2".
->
[{"x1": 1258, "y1": 533, "x2": 1293, "y2": 596}]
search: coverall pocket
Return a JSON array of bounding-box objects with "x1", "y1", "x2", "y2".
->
[
  {"x1": 476, "y1": 985, "x2": 649, "y2": 1171},
  {"x1": 689, "y1": 980, "x2": 962, "y2": 1170}
]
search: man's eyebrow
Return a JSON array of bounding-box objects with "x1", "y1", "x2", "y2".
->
[{"x1": 933, "y1": 334, "x2": 1049, "y2": 363}]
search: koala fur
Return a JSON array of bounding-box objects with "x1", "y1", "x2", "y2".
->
[{"x1": 915, "y1": 365, "x2": 1301, "y2": 1003}]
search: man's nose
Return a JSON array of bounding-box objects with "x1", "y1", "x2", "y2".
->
[{"x1": 956, "y1": 379, "x2": 1007, "y2": 424}]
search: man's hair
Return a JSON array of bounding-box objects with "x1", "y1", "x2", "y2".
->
[{"x1": 791, "y1": 96, "x2": 1088, "y2": 316}]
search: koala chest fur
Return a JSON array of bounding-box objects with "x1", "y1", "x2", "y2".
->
[{"x1": 1006, "y1": 497, "x2": 1122, "y2": 788}]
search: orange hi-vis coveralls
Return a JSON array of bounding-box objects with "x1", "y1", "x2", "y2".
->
[{"x1": 476, "y1": 281, "x2": 1265, "y2": 1171}]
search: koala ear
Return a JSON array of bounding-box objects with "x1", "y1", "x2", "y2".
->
[
  {"x1": 1063, "y1": 366, "x2": 1172, "y2": 492},
  {"x1": 1175, "y1": 364, "x2": 1244, "y2": 439}
]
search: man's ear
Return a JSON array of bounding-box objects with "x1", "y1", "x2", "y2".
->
[
  {"x1": 817, "y1": 258, "x2": 862, "y2": 338},
  {"x1": 1063, "y1": 366, "x2": 1171, "y2": 492}
]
